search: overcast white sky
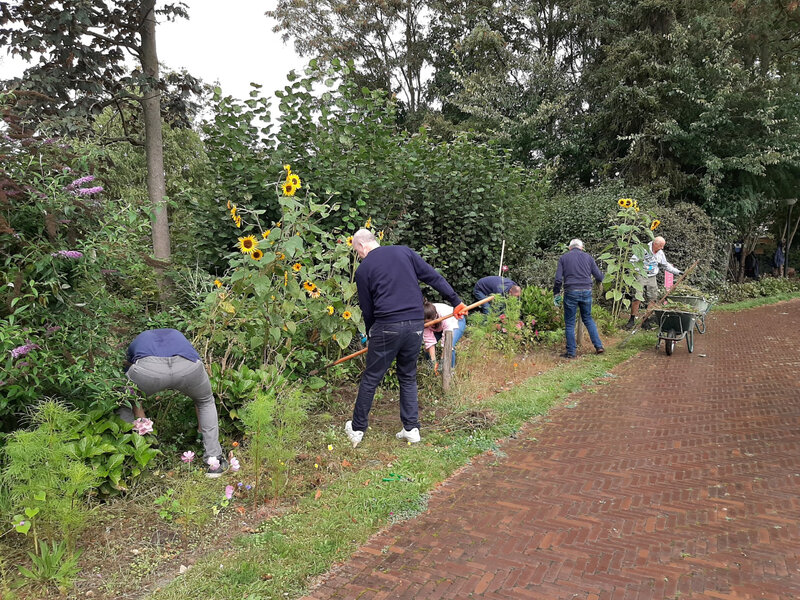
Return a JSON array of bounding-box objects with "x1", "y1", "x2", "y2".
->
[{"x1": 0, "y1": 0, "x2": 307, "y2": 103}]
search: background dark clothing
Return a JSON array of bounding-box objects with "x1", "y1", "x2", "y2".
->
[
  {"x1": 473, "y1": 276, "x2": 517, "y2": 297},
  {"x1": 126, "y1": 328, "x2": 200, "y2": 371},
  {"x1": 355, "y1": 245, "x2": 461, "y2": 332},
  {"x1": 553, "y1": 248, "x2": 604, "y2": 295}
]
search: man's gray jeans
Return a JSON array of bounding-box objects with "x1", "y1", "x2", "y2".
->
[{"x1": 122, "y1": 356, "x2": 222, "y2": 461}]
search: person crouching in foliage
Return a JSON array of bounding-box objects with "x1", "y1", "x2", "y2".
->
[
  {"x1": 123, "y1": 328, "x2": 228, "y2": 477},
  {"x1": 423, "y1": 299, "x2": 467, "y2": 370}
]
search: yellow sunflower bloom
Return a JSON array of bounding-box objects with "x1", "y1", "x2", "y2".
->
[
  {"x1": 365, "y1": 217, "x2": 372, "y2": 229},
  {"x1": 234, "y1": 215, "x2": 242, "y2": 228},
  {"x1": 327, "y1": 305, "x2": 334, "y2": 315},
  {"x1": 230, "y1": 206, "x2": 237, "y2": 218},
  {"x1": 214, "y1": 279, "x2": 222, "y2": 288},
  {"x1": 378, "y1": 230, "x2": 384, "y2": 240},
  {"x1": 284, "y1": 271, "x2": 288, "y2": 286},
  {"x1": 282, "y1": 181, "x2": 296, "y2": 196},
  {"x1": 292, "y1": 262, "x2": 302, "y2": 272},
  {"x1": 650, "y1": 219, "x2": 661, "y2": 230},
  {"x1": 251, "y1": 249, "x2": 264, "y2": 261},
  {"x1": 262, "y1": 229, "x2": 271, "y2": 239},
  {"x1": 288, "y1": 173, "x2": 301, "y2": 189},
  {"x1": 303, "y1": 280, "x2": 314, "y2": 291},
  {"x1": 283, "y1": 164, "x2": 291, "y2": 175},
  {"x1": 238, "y1": 235, "x2": 259, "y2": 254},
  {"x1": 346, "y1": 236, "x2": 353, "y2": 247},
  {"x1": 276, "y1": 252, "x2": 285, "y2": 260},
  {"x1": 310, "y1": 290, "x2": 321, "y2": 298},
  {"x1": 342, "y1": 311, "x2": 352, "y2": 320},
  {"x1": 276, "y1": 221, "x2": 281, "y2": 228},
  {"x1": 617, "y1": 198, "x2": 633, "y2": 208}
]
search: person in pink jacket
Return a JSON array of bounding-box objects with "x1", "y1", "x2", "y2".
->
[{"x1": 423, "y1": 300, "x2": 468, "y2": 370}]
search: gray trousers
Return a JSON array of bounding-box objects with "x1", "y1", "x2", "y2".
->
[{"x1": 122, "y1": 356, "x2": 222, "y2": 460}]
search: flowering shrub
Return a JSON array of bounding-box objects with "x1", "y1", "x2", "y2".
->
[{"x1": 193, "y1": 166, "x2": 364, "y2": 378}]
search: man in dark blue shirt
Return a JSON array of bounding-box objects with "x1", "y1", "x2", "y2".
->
[
  {"x1": 472, "y1": 276, "x2": 521, "y2": 314},
  {"x1": 553, "y1": 239, "x2": 605, "y2": 358},
  {"x1": 125, "y1": 329, "x2": 227, "y2": 477},
  {"x1": 345, "y1": 229, "x2": 467, "y2": 447}
]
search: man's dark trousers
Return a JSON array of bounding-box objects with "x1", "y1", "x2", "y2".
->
[{"x1": 352, "y1": 320, "x2": 424, "y2": 432}]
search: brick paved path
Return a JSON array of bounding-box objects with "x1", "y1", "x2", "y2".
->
[{"x1": 305, "y1": 300, "x2": 800, "y2": 600}]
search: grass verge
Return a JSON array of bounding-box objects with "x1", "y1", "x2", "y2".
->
[
  {"x1": 147, "y1": 335, "x2": 654, "y2": 600},
  {"x1": 713, "y1": 291, "x2": 800, "y2": 312}
]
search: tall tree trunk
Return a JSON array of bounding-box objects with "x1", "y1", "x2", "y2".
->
[{"x1": 139, "y1": 0, "x2": 171, "y2": 272}]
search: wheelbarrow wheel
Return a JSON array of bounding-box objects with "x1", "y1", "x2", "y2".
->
[
  {"x1": 687, "y1": 328, "x2": 694, "y2": 353},
  {"x1": 665, "y1": 330, "x2": 675, "y2": 355},
  {"x1": 695, "y1": 316, "x2": 706, "y2": 334}
]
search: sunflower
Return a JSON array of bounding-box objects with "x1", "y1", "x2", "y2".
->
[
  {"x1": 251, "y1": 249, "x2": 264, "y2": 261},
  {"x1": 276, "y1": 252, "x2": 285, "y2": 260},
  {"x1": 214, "y1": 279, "x2": 222, "y2": 288},
  {"x1": 234, "y1": 215, "x2": 242, "y2": 228},
  {"x1": 282, "y1": 181, "x2": 296, "y2": 196},
  {"x1": 617, "y1": 198, "x2": 633, "y2": 208},
  {"x1": 364, "y1": 217, "x2": 372, "y2": 229},
  {"x1": 275, "y1": 221, "x2": 282, "y2": 228},
  {"x1": 650, "y1": 219, "x2": 661, "y2": 230},
  {"x1": 288, "y1": 173, "x2": 301, "y2": 189},
  {"x1": 283, "y1": 164, "x2": 291, "y2": 175},
  {"x1": 310, "y1": 290, "x2": 321, "y2": 298},
  {"x1": 346, "y1": 236, "x2": 353, "y2": 247},
  {"x1": 238, "y1": 235, "x2": 259, "y2": 254},
  {"x1": 303, "y1": 280, "x2": 315, "y2": 291},
  {"x1": 378, "y1": 230, "x2": 384, "y2": 240},
  {"x1": 292, "y1": 262, "x2": 302, "y2": 272},
  {"x1": 342, "y1": 311, "x2": 352, "y2": 320},
  {"x1": 262, "y1": 229, "x2": 271, "y2": 239},
  {"x1": 327, "y1": 305, "x2": 334, "y2": 315},
  {"x1": 226, "y1": 200, "x2": 231, "y2": 209},
  {"x1": 284, "y1": 271, "x2": 288, "y2": 286},
  {"x1": 230, "y1": 205, "x2": 237, "y2": 218}
]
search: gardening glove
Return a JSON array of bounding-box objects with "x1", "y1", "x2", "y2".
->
[
  {"x1": 554, "y1": 294, "x2": 562, "y2": 307},
  {"x1": 361, "y1": 335, "x2": 368, "y2": 345},
  {"x1": 452, "y1": 302, "x2": 468, "y2": 320}
]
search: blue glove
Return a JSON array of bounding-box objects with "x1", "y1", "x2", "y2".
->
[
  {"x1": 554, "y1": 295, "x2": 562, "y2": 307},
  {"x1": 361, "y1": 335, "x2": 368, "y2": 345}
]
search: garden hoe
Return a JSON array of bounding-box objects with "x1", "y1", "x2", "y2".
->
[{"x1": 308, "y1": 295, "x2": 495, "y2": 376}]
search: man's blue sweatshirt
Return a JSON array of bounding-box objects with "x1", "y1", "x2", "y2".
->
[
  {"x1": 126, "y1": 328, "x2": 200, "y2": 371},
  {"x1": 553, "y1": 248, "x2": 605, "y2": 294},
  {"x1": 355, "y1": 246, "x2": 461, "y2": 332}
]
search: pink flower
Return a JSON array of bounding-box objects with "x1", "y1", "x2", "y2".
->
[
  {"x1": 502, "y1": 265, "x2": 509, "y2": 272},
  {"x1": 515, "y1": 321, "x2": 523, "y2": 330},
  {"x1": 501, "y1": 327, "x2": 507, "y2": 333},
  {"x1": 229, "y1": 456, "x2": 240, "y2": 472},
  {"x1": 181, "y1": 451, "x2": 195, "y2": 463},
  {"x1": 50, "y1": 250, "x2": 83, "y2": 259},
  {"x1": 499, "y1": 314, "x2": 506, "y2": 321},
  {"x1": 224, "y1": 485, "x2": 234, "y2": 500},
  {"x1": 10, "y1": 341, "x2": 39, "y2": 359},
  {"x1": 132, "y1": 417, "x2": 153, "y2": 435},
  {"x1": 207, "y1": 456, "x2": 220, "y2": 470}
]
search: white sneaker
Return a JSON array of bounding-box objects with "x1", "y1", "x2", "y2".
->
[
  {"x1": 396, "y1": 427, "x2": 421, "y2": 443},
  {"x1": 344, "y1": 421, "x2": 364, "y2": 447}
]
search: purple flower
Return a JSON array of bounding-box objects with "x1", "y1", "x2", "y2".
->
[
  {"x1": 229, "y1": 456, "x2": 240, "y2": 472},
  {"x1": 64, "y1": 175, "x2": 95, "y2": 190},
  {"x1": 181, "y1": 451, "x2": 195, "y2": 463},
  {"x1": 237, "y1": 482, "x2": 243, "y2": 488},
  {"x1": 74, "y1": 186, "x2": 103, "y2": 196},
  {"x1": 16, "y1": 361, "x2": 29, "y2": 368},
  {"x1": 10, "y1": 341, "x2": 39, "y2": 359},
  {"x1": 51, "y1": 250, "x2": 83, "y2": 259},
  {"x1": 245, "y1": 485, "x2": 252, "y2": 491},
  {"x1": 224, "y1": 485, "x2": 234, "y2": 499},
  {"x1": 132, "y1": 417, "x2": 153, "y2": 435}
]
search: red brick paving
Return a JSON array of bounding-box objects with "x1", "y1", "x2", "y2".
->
[{"x1": 304, "y1": 300, "x2": 800, "y2": 599}]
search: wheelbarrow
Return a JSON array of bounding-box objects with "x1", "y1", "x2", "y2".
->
[
  {"x1": 666, "y1": 295, "x2": 713, "y2": 334},
  {"x1": 651, "y1": 308, "x2": 698, "y2": 355}
]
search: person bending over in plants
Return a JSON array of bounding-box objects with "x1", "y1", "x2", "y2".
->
[
  {"x1": 345, "y1": 229, "x2": 468, "y2": 448},
  {"x1": 472, "y1": 275, "x2": 521, "y2": 315},
  {"x1": 122, "y1": 328, "x2": 228, "y2": 477},
  {"x1": 423, "y1": 299, "x2": 467, "y2": 370}
]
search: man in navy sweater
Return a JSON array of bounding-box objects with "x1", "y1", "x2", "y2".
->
[
  {"x1": 345, "y1": 229, "x2": 467, "y2": 447},
  {"x1": 472, "y1": 276, "x2": 521, "y2": 314},
  {"x1": 553, "y1": 239, "x2": 605, "y2": 358}
]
